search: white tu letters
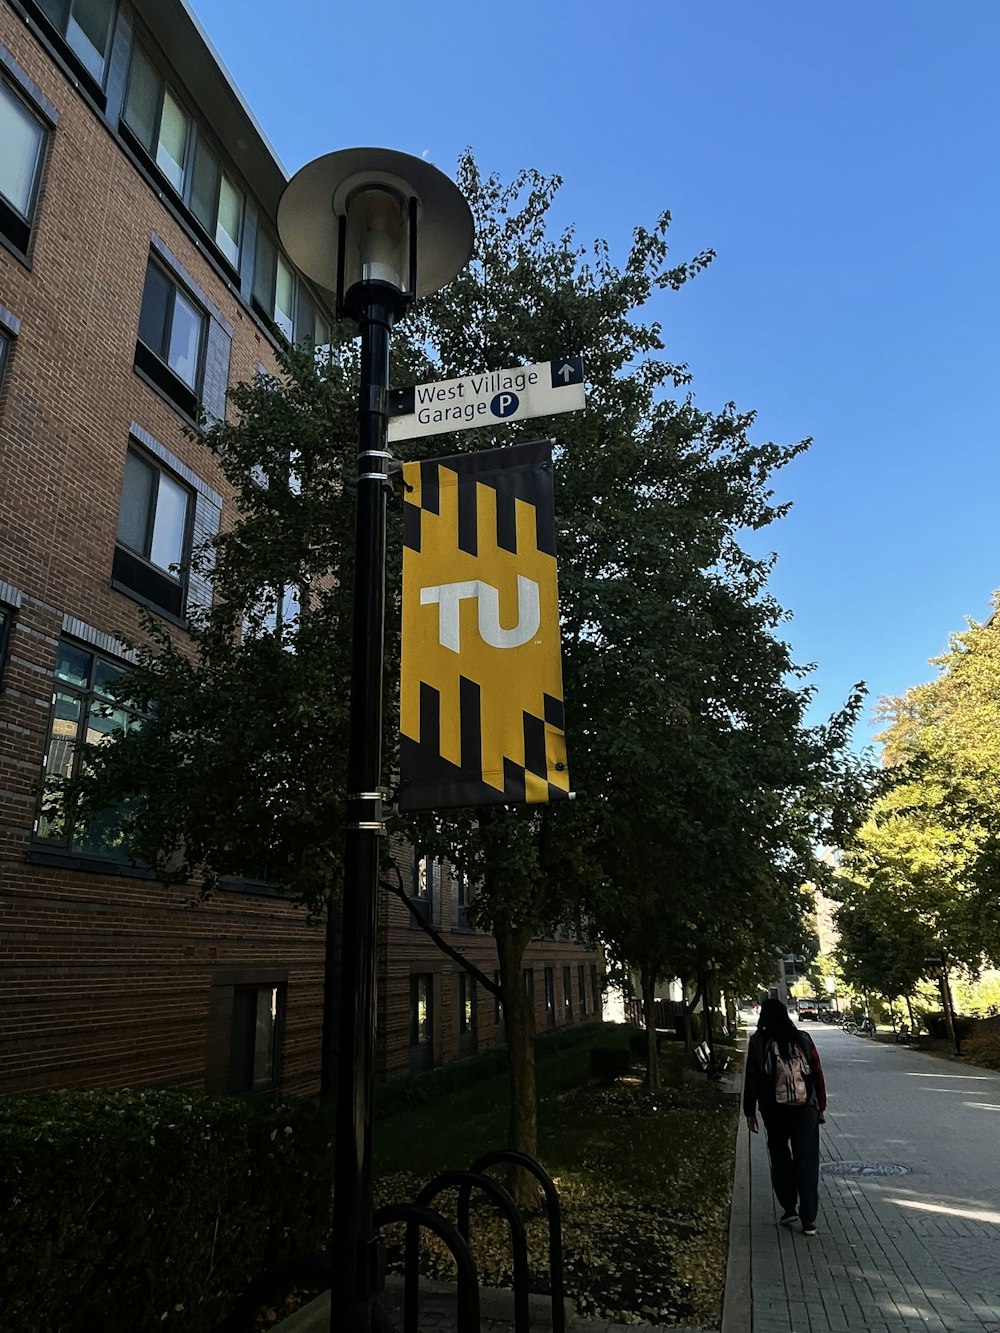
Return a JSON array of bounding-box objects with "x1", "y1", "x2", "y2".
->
[{"x1": 420, "y1": 577, "x2": 540, "y2": 653}]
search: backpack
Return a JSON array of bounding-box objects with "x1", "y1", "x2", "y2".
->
[{"x1": 764, "y1": 1035, "x2": 812, "y2": 1106}]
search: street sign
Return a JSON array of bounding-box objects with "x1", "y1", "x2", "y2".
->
[{"x1": 388, "y1": 356, "x2": 585, "y2": 443}]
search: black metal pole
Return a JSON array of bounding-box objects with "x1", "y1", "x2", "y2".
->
[{"x1": 330, "y1": 284, "x2": 403, "y2": 1333}]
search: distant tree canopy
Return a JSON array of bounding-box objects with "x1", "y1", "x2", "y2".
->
[{"x1": 836, "y1": 596, "x2": 1000, "y2": 998}]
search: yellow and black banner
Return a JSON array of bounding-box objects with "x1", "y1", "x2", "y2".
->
[{"x1": 398, "y1": 439, "x2": 570, "y2": 811}]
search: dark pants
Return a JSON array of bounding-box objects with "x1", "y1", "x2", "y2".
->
[{"x1": 762, "y1": 1104, "x2": 820, "y2": 1223}]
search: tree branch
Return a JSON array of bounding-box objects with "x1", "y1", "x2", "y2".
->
[{"x1": 379, "y1": 866, "x2": 500, "y2": 997}]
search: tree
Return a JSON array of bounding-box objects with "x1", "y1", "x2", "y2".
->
[{"x1": 67, "y1": 153, "x2": 863, "y2": 1190}]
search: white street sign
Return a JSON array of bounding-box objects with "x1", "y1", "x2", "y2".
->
[{"x1": 387, "y1": 357, "x2": 585, "y2": 444}]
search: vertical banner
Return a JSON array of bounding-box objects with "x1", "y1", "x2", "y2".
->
[{"x1": 398, "y1": 439, "x2": 570, "y2": 811}]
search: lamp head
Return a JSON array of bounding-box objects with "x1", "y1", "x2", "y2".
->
[{"x1": 277, "y1": 148, "x2": 474, "y2": 323}]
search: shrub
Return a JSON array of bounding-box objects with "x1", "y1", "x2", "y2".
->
[
  {"x1": 589, "y1": 1046, "x2": 633, "y2": 1082},
  {"x1": 628, "y1": 1026, "x2": 663, "y2": 1058},
  {"x1": 924, "y1": 1011, "x2": 976, "y2": 1042},
  {"x1": 375, "y1": 1021, "x2": 603, "y2": 1119},
  {"x1": 961, "y1": 1029, "x2": 1000, "y2": 1071},
  {"x1": 0, "y1": 1089, "x2": 335, "y2": 1333}
]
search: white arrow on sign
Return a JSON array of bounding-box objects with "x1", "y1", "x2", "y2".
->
[{"x1": 388, "y1": 357, "x2": 585, "y2": 444}]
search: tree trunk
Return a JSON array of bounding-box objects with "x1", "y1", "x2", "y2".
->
[
  {"x1": 905, "y1": 994, "x2": 916, "y2": 1029},
  {"x1": 940, "y1": 960, "x2": 961, "y2": 1056},
  {"x1": 681, "y1": 978, "x2": 703, "y2": 1054},
  {"x1": 495, "y1": 922, "x2": 538, "y2": 1205},
  {"x1": 639, "y1": 960, "x2": 659, "y2": 1091},
  {"x1": 701, "y1": 972, "x2": 715, "y2": 1061}
]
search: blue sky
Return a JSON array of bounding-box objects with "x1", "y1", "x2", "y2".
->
[{"x1": 193, "y1": 0, "x2": 1000, "y2": 746}]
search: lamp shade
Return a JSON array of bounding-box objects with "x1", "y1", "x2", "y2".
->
[{"x1": 277, "y1": 148, "x2": 474, "y2": 301}]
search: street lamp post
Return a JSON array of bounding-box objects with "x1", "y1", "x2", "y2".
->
[{"x1": 278, "y1": 149, "x2": 472, "y2": 1333}]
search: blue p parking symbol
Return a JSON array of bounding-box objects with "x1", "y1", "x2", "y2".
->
[{"x1": 490, "y1": 391, "x2": 520, "y2": 419}]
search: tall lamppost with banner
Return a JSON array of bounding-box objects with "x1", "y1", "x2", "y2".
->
[{"x1": 278, "y1": 149, "x2": 473, "y2": 1333}]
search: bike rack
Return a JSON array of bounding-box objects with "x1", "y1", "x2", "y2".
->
[
  {"x1": 374, "y1": 1200, "x2": 481, "y2": 1333},
  {"x1": 468, "y1": 1149, "x2": 566, "y2": 1333},
  {"x1": 214, "y1": 1147, "x2": 563, "y2": 1333}
]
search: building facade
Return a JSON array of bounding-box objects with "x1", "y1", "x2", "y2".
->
[{"x1": 0, "y1": 0, "x2": 603, "y2": 1097}]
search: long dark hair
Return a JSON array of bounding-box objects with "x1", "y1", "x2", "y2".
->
[{"x1": 757, "y1": 997, "x2": 805, "y2": 1060}]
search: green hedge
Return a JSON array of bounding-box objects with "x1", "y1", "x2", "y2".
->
[
  {"x1": 0, "y1": 1089, "x2": 335, "y2": 1333},
  {"x1": 375, "y1": 1021, "x2": 603, "y2": 1119}
]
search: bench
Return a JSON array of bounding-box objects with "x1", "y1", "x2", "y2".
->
[{"x1": 694, "y1": 1040, "x2": 730, "y2": 1080}]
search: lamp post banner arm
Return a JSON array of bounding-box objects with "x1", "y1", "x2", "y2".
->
[{"x1": 398, "y1": 439, "x2": 571, "y2": 811}]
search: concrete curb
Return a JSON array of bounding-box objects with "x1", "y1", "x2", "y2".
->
[
  {"x1": 720, "y1": 1033, "x2": 751, "y2": 1333},
  {"x1": 272, "y1": 1274, "x2": 574, "y2": 1330}
]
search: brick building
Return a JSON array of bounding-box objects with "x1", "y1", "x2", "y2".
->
[{"x1": 0, "y1": 0, "x2": 603, "y2": 1097}]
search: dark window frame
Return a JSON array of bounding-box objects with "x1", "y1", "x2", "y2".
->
[
  {"x1": 0, "y1": 74, "x2": 49, "y2": 260},
  {"x1": 563, "y1": 965, "x2": 573, "y2": 1021},
  {"x1": 544, "y1": 966, "x2": 556, "y2": 1028},
  {"x1": 578, "y1": 963, "x2": 587, "y2": 1017},
  {"x1": 228, "y1": 981, "x2": 285, "y2": 1095},
  {"x1": 134, "y1": 256, "x2": 207, "y2": 421},
  {"x1": 33, "y1": 639, "x2": 145, "y2": 860},
  {"x1": 112, "y1": 440, "x2": 194, "y2": 622},
  {"x1": 21, "y1": 0, "x2": 117, "y2": 102},
  {"x1": 0, "y1": 604, "x2": 13, "y2": 680},
  {"x1": 0, "y1": 328, "x2": 11, "y2": 395}
]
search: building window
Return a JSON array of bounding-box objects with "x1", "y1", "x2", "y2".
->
[
  {"x1": 409, "y1": 974, "x2": 433, "y2": 1074},
  {"x1": 544, "y1": 967, "x2": 556, "y2": 1028},
  {"x1": 253, "y1": 230, "x2": 333, "y2": 349},
  {"x1": 578, "y1": 963, "x2": 587, "y2": 1017},
  {"x1": 229, "y1": 984, "x2": 283, "y2": 1093},
  {"x1": 523, "y1": 968, "x2": 534, "y2": 1002},
  {"x1": 456, "y1": 870, "x2": 471, "y2": 930},
  {"x1": 123, "y1": 45, "x2": 244, "y2": 269},
  {"x1": 459, "y1": 972, "x2": 476, "y2": 1056},
  {"x1": 33, "y1": 0, "x2": 117, "y2": 86},
  {"x1": 409, "y1": 852, "x2": 435, "y2": 927},
  {"x1": 0, "y1": 605, "x2": 11, "y2": 678},
  {"x1": 190, "y1": 137, "x2": 242, "y2": 267},
  {"x1": 135, "y1": 259, "x2": 206, "y2": 418},
  {"x1": 35, "y1": 641, "x2": 142, "y2": 857},
  {"x1": 563, "y1": 966, "x2": 573, "y2": 1021},
  {"x1": 591, "y1": 963, "x2": 601, "y2": 1015},
  {"x1": 113, "y1": 445, "x2": 193, "y2": 619},
  {"x1": 0, "y1": 328, "x2": 11, "y2": 392},
  {"x1": 0, "y1": 79, "x2": 46, "y2": 256},
  {"x1": 253, "y1": 230, "x2": 295, "y2": 340}
]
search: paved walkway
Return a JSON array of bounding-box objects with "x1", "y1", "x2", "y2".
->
[{"x1": 738, "y1": 1023, "x2": 1000, "y2": 1333}]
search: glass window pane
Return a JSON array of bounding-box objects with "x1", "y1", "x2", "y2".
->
[
  {"x1": 36, "y1": 0, "x2": 70, "y2": 27},
  {"x1": 0, "y1": 84, "x2": 45, "y2": 219},
  {"x1": 86, "y1": 699, "x2": 128, "y2": 747},
  {"x1": 315, "y1": 312, "x2": 331, "y2": 357},
  {"x1": 252, "y1": 988, "x2": 277, "y2": 1089},
  {"x1": 156, "y1": 89, "x2": 188, "y2": 191},
  {"x1": 167, "y1": 288, "x2": 202, "y2": 388},
  {"x1": 123, "y1": 45, "x2": 159, "y2": 153},
  {"x1": 137, "y1": 263, "x2": 171, "y2": 359},
  {"x1": 149, "y1": 469, "x2": 188, "y2": 572},
  {"x1": 67, "y1": 0, "x2": 115, "y2": 83},
  {"x1": 274, "y1": 254, "x2": 294, "y2": 340},
  {"x1": 117, "y1": 449, "x2": 155, "y2": 554},
  {"x1": 92, "y1": 660, "x2": 124, "y2": 698},
  {"x1": 296, "y1": 290, "x2": 315, "y2": 346},
  {"x1": 36, "y1": 690, "x2": 82, "y2": 841},
  {"x1": 54, "y1": 643, "x2": 93, "y2": 688},
  {"x1": 190, "y1": 136, "x2": 219, "y2": 234},
  {"x1": 216, "y1": 174, "x2": 242, "y2": 266},
  {"x1": 253, "y1": 230, "x2": 276, "y2": 306}
]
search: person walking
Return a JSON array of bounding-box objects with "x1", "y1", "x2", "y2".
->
[{"x1": 743, "y1": 997, "x2": 827, "y2": 1235}]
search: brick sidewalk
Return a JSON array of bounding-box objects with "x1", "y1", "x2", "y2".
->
[{"x1": 737, "y1": 1025, "x2": 1000, "y2": 1333}]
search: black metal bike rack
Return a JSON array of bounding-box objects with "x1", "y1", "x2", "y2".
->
[
  {"x1": 213, "y1": 1147, "x2": 563, "y2": 1333},
  {"x1": 467, "y1": 1150, "x2": 566, "y2": 1333}
]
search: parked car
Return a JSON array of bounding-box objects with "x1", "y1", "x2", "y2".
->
[{"x1": 797, "y1": 1001, "x2": 818, "y2": 1021}]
